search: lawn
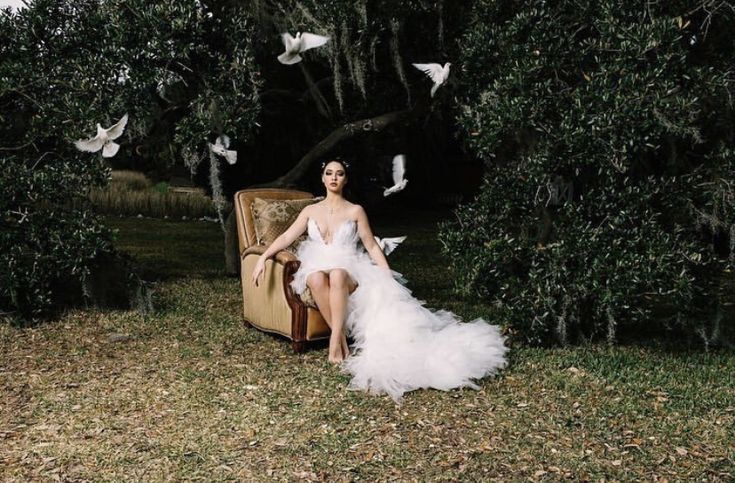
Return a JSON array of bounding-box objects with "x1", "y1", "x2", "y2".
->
[{"x1": 1, "y1": 211, "x2": 733, "y2": 481}]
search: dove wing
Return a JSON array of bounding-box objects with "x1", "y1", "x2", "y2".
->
[
  {"x1": 382, "y1": 236, "x2": 407, "y2": 256},
  {"x1": 373, "y1": 236, "x2": 385, "y2": 251},
  {"x1": 299, "y1": 32, "x2": 330, "y2": 52},
  {"x1": 281, "y1": 32, "x2": 295, "y2": 49},
  {"x1": 223, "y1": 149, "x2": 237, "y2": 165},
  {"x1": 391, "y1": 154, "x2": 406, "y2": 185},
  {"x1": 105, "y1": 114, "x2": 128, "y2": 140},
  {"x1": 412, "y1": 63, "x2": 444, "y2": 84},
  {"x1": 208, "y1": 142, "x2": 224, "y2": 156},
  {"x1": 74, "y1": 135, "x2": 105, "y2": 153}
]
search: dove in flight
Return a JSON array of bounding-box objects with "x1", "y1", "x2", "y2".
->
[
  {"x1": 74, "y1": 114, "x2": 128, "y2": 158},
  {"x1": 374, "y1": 235, "x2": 407, "y2": 256},
  {"x1": 383, "y1": 154, "x2": 408, "y2": 197},
  {"x1": 208, "y1": 135, "x2": 237, "y2": 165},
  {"x1": 278, "y1": 31, "x2": 330, "y2": 65},
  {"x1": 412, "y1": 62, "x2": 451, "y2": 97}
]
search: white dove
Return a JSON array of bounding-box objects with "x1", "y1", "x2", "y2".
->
[
  {"x1": 74, "y1": 114, "x2": 128, "y2": 158},
  {"x1": 278, "y1": 31, "x2": 330, "y2": 65},
  {"x1": 208, "y1": 135, "x2": 237, "y2": 165},
  {"x1": 373, "y1": 235, "x2": 407, "y2": 256},
  {"x1": 412, "y1": 62, "x2": 451, "y2": 97},
  {"x1": 383, "y1": 154, "x2": 408, "y2": 197}
]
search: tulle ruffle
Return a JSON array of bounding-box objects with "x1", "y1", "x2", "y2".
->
[{"x1": 290, "y1": 219, "x2": 508, "y2": 402}]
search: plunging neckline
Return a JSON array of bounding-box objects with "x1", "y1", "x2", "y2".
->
[{"x1": 309, "y1": 217, "x2": 355, "y2": 245}]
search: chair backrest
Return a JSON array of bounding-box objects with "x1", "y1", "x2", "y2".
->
[{"x1": 233, "y1": 188, "x2": 314, "y2": 254}]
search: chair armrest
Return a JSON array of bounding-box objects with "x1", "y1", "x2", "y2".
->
[{"x1": 242, "y1": 245, "x2": 299, "y2": 265}]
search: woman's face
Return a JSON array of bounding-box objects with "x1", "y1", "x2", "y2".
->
[{"x1": 322, "y1": 161, "x2": 347, "y2": 194}]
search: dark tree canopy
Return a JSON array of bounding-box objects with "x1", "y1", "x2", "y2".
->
[
  {"x1": 1, "y1": 0, "x2": 261, "y2": 317},
  {"x1": 441, "y1": 0, "x2": 735, "y2": 345}
]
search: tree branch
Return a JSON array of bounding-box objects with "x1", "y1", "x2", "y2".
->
[{"x1": 252, "y1": 101, "x2": 427, "y2": 188}]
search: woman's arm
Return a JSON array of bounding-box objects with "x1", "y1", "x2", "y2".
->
[
  {"x1": 354, "y1": 205, "x2": 390, "y2": 270},
  {"x1": 252, "y1": 206, "x2": 310, "y2": 286},
  {"x1": 260, "y1": 207, "x2": 310, "y2": 259}
]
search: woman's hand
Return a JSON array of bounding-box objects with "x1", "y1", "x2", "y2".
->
[{"x1": 251, "y1": 256, "x2": 266, "y2": 287}]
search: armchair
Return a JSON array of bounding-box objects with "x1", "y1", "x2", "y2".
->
[{"x1": 234, "y1": 188, "x2": 330, "y2": 352}]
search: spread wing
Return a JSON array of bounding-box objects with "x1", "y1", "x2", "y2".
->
[
  {"x1": 412, "y1": 63, "x2": 444, "y2": 84},
  {"x1": 391, "y1": 154, "x2": 406, "y2": 185},
  {"x1": 299, "y1": 32, "x2": 330, "y2": 52},
  {"x1": 223, "y1": 149, "x2": 237, "y2": 165},
  {"x1": 381, "y1": 236, "x2": 407, "y2": 256},
  {"x1": 208, "y1": 142, "x2": 223, "y2": 156},
  {"x1": 281, "y1": 32, "x2": 295, "y2": 50},
  {"x1": 74, "y1": 135, "x2": 104, "y2": 153},
  {"x1": 373, "y1": 236, "x2": 385, "y2": 251},
  {"x1": 105, "y1": 114, "x2": 128, "y2": 140}
]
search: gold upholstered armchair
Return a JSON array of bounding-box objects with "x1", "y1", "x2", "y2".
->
[{"x1": 234, "y1": 188, "x2": 330, "y2": 352}]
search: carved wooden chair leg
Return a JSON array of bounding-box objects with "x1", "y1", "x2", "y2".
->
[{"x1": 291, "y1": 340, "x2": 306, "y2": 353}]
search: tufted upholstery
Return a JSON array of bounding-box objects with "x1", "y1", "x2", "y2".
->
[
  {"x1": 251, "y1": 197, "x2": 320, "y2": 248},
  {"x1": 234, "y1": 188, "x2": 330, "y2": 352}
]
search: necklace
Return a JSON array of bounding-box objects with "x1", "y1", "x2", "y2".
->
[{"x1": 327, "y1": 201, "x2": 341, "y2": 215}]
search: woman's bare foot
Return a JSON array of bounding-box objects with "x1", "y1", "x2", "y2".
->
[
  {"x1": 340, "y1": 335, "x2": 350, "y2": 359},
  {"x1": 328, "y1": 333, "x2": 344, "y2": 364}
]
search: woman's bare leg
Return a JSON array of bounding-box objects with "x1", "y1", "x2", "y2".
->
[
  {"x1": 328, "y1": 269, "x2": 357, "y2": 363},
  {"x1": 306, "y1": 272, "x2": 332, "y2": 327},
  {"x1": 307, "y1": 272, "x2": 347, "y2": 361}
]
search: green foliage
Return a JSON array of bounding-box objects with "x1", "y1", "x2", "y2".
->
[
  {"x1": 0, "y1": 0, "x2": 260, "y2": 318},
  {"x1": 442, "y1": 0, "x2": 735, "y2": 345}
]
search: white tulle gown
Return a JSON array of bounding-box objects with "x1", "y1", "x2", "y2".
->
[{"x1": 291, "y1": 218, "x2": 508, "y2": 402}]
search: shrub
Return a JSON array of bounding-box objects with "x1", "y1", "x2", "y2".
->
[
  {"x1": 1, "y1": 1, "x2": 259, "y2": 319},
  {"x1": 441, "y1": 0, "x2": 735, "y2": 346}
]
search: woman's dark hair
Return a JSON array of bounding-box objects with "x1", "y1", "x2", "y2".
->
[
  {"x1": 320, "y1": 157, "x2": 351, "y2": 173},
  {"x1": 318, "y1": 157, "x2": 354, "y2": 199}
]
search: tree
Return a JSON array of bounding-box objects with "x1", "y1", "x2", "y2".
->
[
  {"x1": 441, "y1": 0, "x2": 735, "y2": 345},
  {"x1": 215, "y1": 0, "x2": 470, "y2": 271},
  {"x1": 0, "y1": 0, "x2": 261, "y2": 318}
]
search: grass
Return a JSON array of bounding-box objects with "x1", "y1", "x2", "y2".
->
[
  {"x1": 89, "y1": 170, "x2": 217, "y2": 219},
  {"x1": 1, "y1": 211, "x2": 733, "y2": 481}
]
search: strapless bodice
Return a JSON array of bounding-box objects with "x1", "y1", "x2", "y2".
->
[{"x1": 307, "y1": 218, "x2": 359, "y2": 247}]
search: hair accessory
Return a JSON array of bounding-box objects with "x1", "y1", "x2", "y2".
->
[{"x1": 321, "y1": 158, "x2": 350, "y2": 171}]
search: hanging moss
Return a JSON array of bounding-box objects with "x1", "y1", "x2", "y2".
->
[
  {"x1": 339, "y1": 21, "x2": 368, "y2": 100},
  {"x1": 390, "y1": 19, "x2": 411, "y2": 107}
]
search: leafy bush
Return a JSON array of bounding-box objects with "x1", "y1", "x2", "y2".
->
[
  {"x1": 441, "y1": 0, "x2": 735, "y2": 346},
  {"x1": 1, "y1": 1, "x2": 259, "y2": 319}
]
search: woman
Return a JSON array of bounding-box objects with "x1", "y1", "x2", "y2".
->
[{"x1": 252, "y1": 159, "x2": 507, "y2": 402}]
